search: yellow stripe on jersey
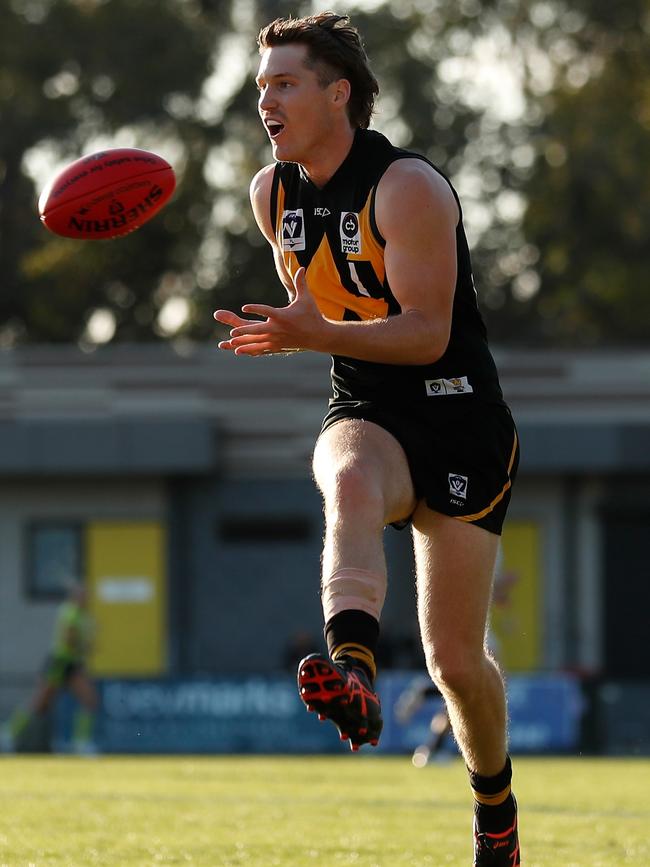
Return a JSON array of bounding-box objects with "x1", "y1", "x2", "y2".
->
[
  {"x1": 306, "y1": 234, "x2": 389, "y2": 321},
  {"x1": 275, "y1": 180, "x2": 390, "y2": 322},
  {"x1": 349, "y1": 189, "x2": 385, "y2": 269}
]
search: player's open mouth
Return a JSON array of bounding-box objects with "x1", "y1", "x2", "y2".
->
[{"x1": 266, "y1": 120, "x2": 285, "y2": 139}]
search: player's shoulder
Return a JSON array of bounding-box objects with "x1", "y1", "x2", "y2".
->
[
  {"x1": 379, "y1": 157, "x2": 457, "y2": 212},
  {"x1": 249, "y1": 163, "x2": 277, "y2": 240},
  {"x1": 375, "y1": 156, "x2": 460, "y2": 237},
  {"x1": 249, "y1": 163, "x2": 276, "y2": 204}
]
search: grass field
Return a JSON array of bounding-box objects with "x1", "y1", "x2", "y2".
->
[{"x1": 0, "y1": 755, "x2": 648, "y2": 866}]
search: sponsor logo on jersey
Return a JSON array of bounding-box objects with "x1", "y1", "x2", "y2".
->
[
  {"x1": 425, "y1": 376, "x2": 474, "y2": 396},
  {"x1": 340, "y1": 211, "x2": 361, "y2": 254},
  {"x1": 314, "y1": 207, "x2": 331, "y2": 216},
  {"x1": 449, "y1": 473, "x2": 468, "y2": 500},
  {"x1": 281, "y1": 209, "x2": 306, "y2": 251}
]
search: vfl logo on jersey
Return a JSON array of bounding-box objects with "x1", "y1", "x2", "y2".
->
[
  {"x1": 425, "y1": 376, "x2": 474, "y2": 396},
  {"x1": 282, "y1": 209, "x2": 306, "y2": 251},
  {"x1": 449, "y1": 473, "x2": 468, "y2": 500},
  {"x1": 340, "y1": 212, "x2": 361, "y2": 255}
]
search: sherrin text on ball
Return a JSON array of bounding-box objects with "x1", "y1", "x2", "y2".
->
[{"x1": 38, "y1": 147, "x2": 176, "y2": 240}]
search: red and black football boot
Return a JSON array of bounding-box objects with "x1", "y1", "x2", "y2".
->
[
  {"x1": 297, "y1": 653, "x2": 382, "y2": 751},
  {"x1": 473, "y1": 797, "x2": 521, "y2": 866}
]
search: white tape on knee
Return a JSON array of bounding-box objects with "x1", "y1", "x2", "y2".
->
[{"x1": 321, "y1": 568, "x2": 387, "y2": 622}]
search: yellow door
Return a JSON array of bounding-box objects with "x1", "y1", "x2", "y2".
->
[
  {"x1": 86, "y1": 521, "x2": 166, "y2": 676},
  {"x1": 493, "y1": 521, "x2": 542, "y2": 671}
]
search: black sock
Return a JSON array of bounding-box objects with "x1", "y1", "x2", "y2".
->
[
  {"x1": 325, "y1": 610, "x2": 379, "y2": 681},
  {"x1": 469, "y1": 755, "x2": 517, "y2": 833}
]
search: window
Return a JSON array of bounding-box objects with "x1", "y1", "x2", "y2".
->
[
  {"x1": 218, "y1": 516, "x2": 313, "y2": 544},
  {"x1": 26, "y1": 522, "x2": 83, "y2": 599}
]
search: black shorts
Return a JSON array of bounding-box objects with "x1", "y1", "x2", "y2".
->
[
  {"x1": 321, "y1": 398, "x2": 519, "y2": 535},
  {"x1": 42, "y1": 655, "x2": 83, "y2": 687}
]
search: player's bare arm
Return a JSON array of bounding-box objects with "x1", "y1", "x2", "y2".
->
[
  {"x1": 372, "y1": 158, "x2": 459, "y2": 359},
  {"x1": 214, "y1": 159, "x2": 459, "y2": 363},
  {"x1": 248, "y1": 164, "x2": 295, "y2": 296},
  {"x1": 214, "y1": 165, "x2": 296, "y2": 347},
  {"x1": 311, "y1": 157, "x2": 459, "y2": 363}
]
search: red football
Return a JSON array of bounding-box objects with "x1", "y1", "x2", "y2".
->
[{"x1": 38, "y1": 147, "x2": 176, "y2": 240}]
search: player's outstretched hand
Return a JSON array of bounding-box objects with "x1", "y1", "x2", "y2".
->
[{"x1": 213, "y1": 268, "x2": 328, "y2": 356}]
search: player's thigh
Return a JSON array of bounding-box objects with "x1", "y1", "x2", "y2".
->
[
  {"x1": 411, "y1": 504, "x2": 500, "y2": 658},
  {"x1": 313, "y1": 418, "x2": 416, "y2": 525}
]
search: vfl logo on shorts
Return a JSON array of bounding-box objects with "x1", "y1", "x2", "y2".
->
[
  {"x1": 340, "y1": 212, "x2": 361, "y2": 254},
  {"x1": 281, "y1": 209, "x2": 305, "y2": 251},
  {"x1": 449, "y1": 473, "x2": 468, "y2": 500},
  {"x1": 426, "y1": 376, "x2": 474, "y2": 396}
]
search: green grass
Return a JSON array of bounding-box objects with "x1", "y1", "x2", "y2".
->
[{"x1": 0, "y1": 755, "x2": 648, "y2": 866}]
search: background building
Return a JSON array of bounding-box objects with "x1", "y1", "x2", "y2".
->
[{"x1": 1, "y1": 344, "x2": 649, "y2": 751}]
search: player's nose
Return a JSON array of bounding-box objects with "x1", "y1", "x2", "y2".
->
[{"x1": 258, "y1": 87, "x2": 276, "y2": 112}]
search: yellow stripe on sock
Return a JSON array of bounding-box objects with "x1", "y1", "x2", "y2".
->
[
  {"x1": 473, "y1": 783, "x2": 512, "y2": 807},
  {"x1": 331, "y1": 643, "x2": 377, "y2": 679}
]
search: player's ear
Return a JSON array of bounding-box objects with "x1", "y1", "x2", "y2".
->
[{"x1": 332, "y1": 78, "x2": 351, "y2": 109}]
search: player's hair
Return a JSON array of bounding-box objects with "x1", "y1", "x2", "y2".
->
[{"x1": 257, "y1": 12, "x2": 379, "y2": 129}]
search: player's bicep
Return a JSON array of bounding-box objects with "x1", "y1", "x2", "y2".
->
[
  {"x1": 383, "y1": 218, "x2": 457, "y2": 332},
  {"x1": 377, "y1": 161, "x2": 458, "y2": 332}
]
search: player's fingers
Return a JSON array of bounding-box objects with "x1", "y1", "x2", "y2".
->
[
  {"x1": 292, "y1": 267, "x2": 308, "y2": 299},
  {"x1": 234, "y1": 341, "x2": 274, "y2": 356},
  {"x1": 218, "y1": 331, "x2": 270, "y2": 349},
  {"x1": 229, "y1": 322, "x2": 270, "y2": 337},
  {"x1": 214, "y1": 309, "x2": 248, "y2": 327},
  {"x1": 227, "y1": 333, "x2": 272, "y2": 347},
  {"x1": 241, "y1": 303, "x2": 277, "y2": 317}
]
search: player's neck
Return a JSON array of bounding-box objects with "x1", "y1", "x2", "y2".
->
[{"x1": 301, "y1": 125, "x2": 356, "y2": 189}]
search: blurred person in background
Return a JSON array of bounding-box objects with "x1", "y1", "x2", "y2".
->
[
  {"x1": 214, "y1": 12, "x2": 519, "y2": 865},
  {"x1": 395, "y1": 676, "x2": 453, "y2": 768},
  {"x1": 2, "y1": 582, "x2": 98, "y2": 754}
]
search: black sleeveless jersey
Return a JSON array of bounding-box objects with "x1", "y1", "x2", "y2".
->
[{"x1": 269, "y1": 128, "x2": 504, "y2": 406}]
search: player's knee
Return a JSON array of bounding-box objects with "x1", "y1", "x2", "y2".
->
[
  {"x1": 322, "y1": 462, "x2": 385, "y2": 525},
  {"x1": 423, "y1": 644, "x2": 484, "y2": 699}
]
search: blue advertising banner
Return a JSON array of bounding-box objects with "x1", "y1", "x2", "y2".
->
[
  {"x1": 376, "y1": 672, "x2": 584, "y2": 756},
  {"x1": 53, "y1": 671, "x2": 583, "y2": 755}
]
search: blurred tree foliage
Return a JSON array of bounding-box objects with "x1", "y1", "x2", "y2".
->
[
  {"x1": 0, "y1": 0, "x2": 648, "y2": 347},
  {"x1": 520, "y1": 0, "x2": 650, "y2": 346},
  {"x1": 0, "y1": 0, "x2": 221, "y2": 344}
]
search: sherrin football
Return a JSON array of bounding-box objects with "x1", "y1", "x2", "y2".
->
[{"x1": 38, "y1": 147, "x2": 176, "y2": 240}]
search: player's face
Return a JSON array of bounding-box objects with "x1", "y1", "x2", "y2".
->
[{"x1": 256, "y1": 44, "x2": 342, "y2": 164}]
